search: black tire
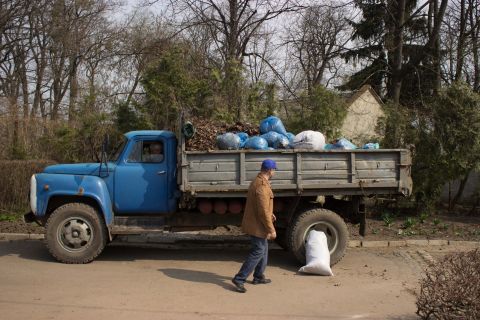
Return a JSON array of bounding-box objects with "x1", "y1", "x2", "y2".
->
[
  {"x1": 45, "y1": 202, "x2": 107, "y2": 264},
  {"x1": 274, "y1": 228, "x2": 288, "y2": 250},
  {"x1": 287, "y1": 208, "x2": 348, "y2": 266}
]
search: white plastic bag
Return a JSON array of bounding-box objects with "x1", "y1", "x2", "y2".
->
[
  {"x1": 293, "y1": 130, "x2": 326, "y2": 150},
  {"x1": 298, "y1": 230, "x2": 334, "y2": 276}
]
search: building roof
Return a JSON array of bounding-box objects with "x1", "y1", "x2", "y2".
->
[{"x1": 344, "y1": 85, "x2": 383, "y2": 107}]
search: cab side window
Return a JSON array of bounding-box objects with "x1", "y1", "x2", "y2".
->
[{"x1": 127, "y1": 141, "x2": 164, "y2": 163}]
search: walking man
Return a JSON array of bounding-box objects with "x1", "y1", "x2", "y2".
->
[{"x1": 232, "y1": 159, "x2": 277, "y2": 293}]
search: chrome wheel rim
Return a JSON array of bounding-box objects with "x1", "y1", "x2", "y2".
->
[
  {"x1": 303, "y1": 221, "x2": 339, "y2": 255},
  {"x1": 57, "y1": 217, "x2": 93, "y2": 252}
]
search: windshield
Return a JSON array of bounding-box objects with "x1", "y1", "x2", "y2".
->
[{"x1": 110, "y1": 138, "x2": 126, "y2": 162}]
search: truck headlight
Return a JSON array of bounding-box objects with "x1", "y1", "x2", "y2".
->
[{"x1": 30, "y1": 175, "x2": 37, "y2": 214}]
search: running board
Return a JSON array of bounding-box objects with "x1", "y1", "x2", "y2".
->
[{"x1": 111, "y1": 216, "x2": 167, "y2": 234}]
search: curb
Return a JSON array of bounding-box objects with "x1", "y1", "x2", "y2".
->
[
  {"x1": 0, "y1": 233, "x2": 45, "y2": 241},
  {"x1": 1, "y1": 233, "x2": 480, "y2": 248}
]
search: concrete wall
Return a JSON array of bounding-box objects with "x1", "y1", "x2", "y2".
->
[{"x1": 340, "y1": 90, "x2": 385, "y2": 145}]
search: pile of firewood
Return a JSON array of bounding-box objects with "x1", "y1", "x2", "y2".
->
[{"x1": 185, "y1": 117, "x2": 259, "y2": 151}]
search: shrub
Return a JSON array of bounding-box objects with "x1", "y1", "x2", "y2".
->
[
  {"x1": 416, "y1": 249, "x2": 480, "y2": 319},
  {"x1": 0, "y1": 160, "x2": 55, "y2": 213}
]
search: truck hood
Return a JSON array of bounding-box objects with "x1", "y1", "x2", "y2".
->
[{"x1": 44, "y1": 163, "x2": 116, "y2": 175}]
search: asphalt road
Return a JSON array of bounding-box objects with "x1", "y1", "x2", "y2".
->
[{"x1": 0, "y1": 240, "x2": 474, "y2": 320}]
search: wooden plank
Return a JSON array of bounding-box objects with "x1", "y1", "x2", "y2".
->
[
  {"x1": 188, "y1": 172, "x2": 237, "y2": 182},
  {"x1": 189, "y1": 162, "x2": 237, "y2": 172},
  {"x1": 302, "y1": 161, "x2": 349, "y2": 171},
  {"x1": 356, "y1": 169, "x2": 397, "y2": 179},
  {"x1": 302, "y1": 151, "x2": 349, "y2": 162},
  {"x1": 245, "y1": 153, "x2": 296, "y2": 162},
  {"x1": 186, "y1": 181, "x2": 399, "y2": 192},
  {"x1": 245, "y1": 161, "x2": 295, "y2": 171},
  {"x1": 187, "y1": 154, "x2": 238, "y2": 162},
  {"x1": 246, "y1": 171, "x2": 294, "y2": 180},
  {"x1": 355, "y1": 153, "x2": 400, "y2": 162},
  {"x1": 355, "y1": 161, "x2": 396, "y2": 170}
]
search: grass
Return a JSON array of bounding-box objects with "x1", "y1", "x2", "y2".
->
[
  {"x1": 0, "y1": 206, "x2": 28, "y2": 222},
  {"x1": 419, "y1": 212, "x2": 429, "y2": 224},
  {"x1": 403, "y1": 217, "x2": 417, "y2": 229},
  {"x1": 0, "y1": 213, "x2": 19, "y2": 222},
  {"x1": 381, "y1": 212, "x2": 394, "y2": 227}
]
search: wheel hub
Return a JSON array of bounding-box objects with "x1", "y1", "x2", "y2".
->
[{"x1": 57, "y1": 217, "x2": 93, "y2": 252}]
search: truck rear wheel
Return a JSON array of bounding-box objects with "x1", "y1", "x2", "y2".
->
[
  {"x1": 287, "y1": 208, "x2": 348, "y2": 266},
  {"x1": 45, "y1": 203, "x2": 107, "y2": 264}
]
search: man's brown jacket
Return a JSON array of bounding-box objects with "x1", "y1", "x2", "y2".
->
[{"x1": 241, "y1": 173, "x2": 275, "y2": 238}]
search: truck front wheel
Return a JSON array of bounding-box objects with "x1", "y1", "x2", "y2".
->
[
  {"x1": 45, "y1": 203, "x2": 107, "y2": 264},
  {"x1": 287, "y1": 208, "x2": 348, "y2": 266}
]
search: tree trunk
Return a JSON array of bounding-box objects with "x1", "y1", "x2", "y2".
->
[
  {"x1": 68, "y1": 57, "x2": 79, "y2": 123},
  {"x1": 470, "y1": 0, "x2": 480, "y2": 92},
  {"x1": 450, "y1": 169, "x2": 472, "y2": 211},
  {"x1": 391, "y1": 0, "x2": 406, "y2": 104},
  {"x1": 454, "y1": 0, "x2": 467, "y2": 81}
]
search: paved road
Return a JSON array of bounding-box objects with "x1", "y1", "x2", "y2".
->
[{"x1": 0, "y1": 240, "x2": 474, "y2": 320}]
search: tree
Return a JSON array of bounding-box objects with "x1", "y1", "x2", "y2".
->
[
  {"x1": 286, "y1": 4, "x2": 350, "y2": 94},
  {"x1": 341, "y1": 0, "x2": 448, "y2": 105},
  {"x1": 172, "y1": 0, "x2": 300, "y2": 120},
  {"x1": 140, "y1": 46, "x2": 212, "y2": 129},
  {"x1": 286, "y1": 85, "x2": 347, "y2": 140}
]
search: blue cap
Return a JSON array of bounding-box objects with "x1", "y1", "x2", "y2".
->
[{"x1": 261, "y1": 159, "x2": 277, "y2": 170}]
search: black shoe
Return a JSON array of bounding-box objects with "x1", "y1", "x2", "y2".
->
[
  {"x1": 231, "y1": 279, "x2": 247, "y2": 293},
  {"x1": 252, "y1": 278, "x2": 272, "y2": 285}
]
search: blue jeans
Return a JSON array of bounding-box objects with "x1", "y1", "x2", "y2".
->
[{"x1": 233, "y1": 236, "x2": 268, "y2": 284}]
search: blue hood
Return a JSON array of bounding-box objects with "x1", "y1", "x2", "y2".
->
[{"x1": 44, "y1": 163, "x2": 116, "y2": 175}]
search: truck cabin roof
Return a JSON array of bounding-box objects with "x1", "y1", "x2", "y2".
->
[{"x1": 124, "y1": 130, "x2": 176, "y2": 139}]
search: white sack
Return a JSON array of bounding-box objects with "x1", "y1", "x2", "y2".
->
[
  {"x1": 293, "y1": 130, "x2": 326, "y2": 150},
  {"x1": 298, "y1": 230, "x2": 334, "y2": 276}
]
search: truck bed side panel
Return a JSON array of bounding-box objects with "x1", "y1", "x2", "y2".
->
[{"x1": 180, "y1": 149, "x2": 412, "y2": 197}]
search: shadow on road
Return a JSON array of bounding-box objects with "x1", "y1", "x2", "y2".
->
[
  {"x1": 158, "y1": 268, "x2": 235, "y2": 291},
  {"x1": 0, "y1": 240, "x2": 300, "y2": 272},
  {"x1": 0, "y1": 240, "x2": 54, "y2": 262}
]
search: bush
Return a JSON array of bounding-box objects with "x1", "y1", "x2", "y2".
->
[
  {"x1": 416, "y1": 249, "x2": 480, "y2": 319},
  {"x1": 0, "y1": 160, "x2": 55, "y2": 213}
]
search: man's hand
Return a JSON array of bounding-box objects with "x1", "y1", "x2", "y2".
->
[
  {"x1": 267, "y1": 231, "x2": 277, "y2": 240},
  {"x1": 272, "y1": 214, "x2": 276, "y2": 222}
]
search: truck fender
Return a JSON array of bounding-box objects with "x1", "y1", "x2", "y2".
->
[{"x1": 34, "y1": 173, "x2": 114, "y2": 228}]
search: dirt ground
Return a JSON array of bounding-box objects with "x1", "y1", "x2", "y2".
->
[
  {"x1": 2, "y1": 212, "x2": 480, "y2": 244},
  {"x1": 3, "y1": 240, "x2": 479, "y2": 320}
]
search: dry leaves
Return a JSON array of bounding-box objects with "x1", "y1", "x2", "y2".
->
[{"x1": 185, "y1": 117, "x2": 259, "y2": 151}]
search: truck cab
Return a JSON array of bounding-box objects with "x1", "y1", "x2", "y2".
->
[{"x1": 26, "y1": 131, "x2": 180, "y2": 263}]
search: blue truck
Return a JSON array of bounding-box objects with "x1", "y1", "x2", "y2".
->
[{"x1": 25, "y1": 123, "x2": 412, "y2": 265}]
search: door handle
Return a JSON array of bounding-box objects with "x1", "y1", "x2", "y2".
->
[{"x1": 157, "y1": 171, "x2": 166, "y2": 175}]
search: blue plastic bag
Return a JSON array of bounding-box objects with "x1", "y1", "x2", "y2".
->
[
  {"x1": 244, "y1": 136, "x2": 269, "y2": 150},
  {"x1": 273, "y1": 134, "x2": 290, "y2": 149},
  {"x1": 286, "y1": 132, "x2": 295, "y2": 143},
  {"x1": 259, "y1": 116, "x2": 288, "y2": 136},
  {"x1": 362, "y1": 142, "x2": 380, "y2": 149},
  {"x1": 334, "y1": 138, "x2": 357, "y2": 150},
  {"x1": 216, "y1": 133, "x2": 241, "y2": 150},
  {"x1": 236, "y1": 132, "x2": 249, "y2": 148},
  {"x1": 261, "y1": 132, "x2": 281, "y2": 147},
  {"x1": 323, "y1": 144, "x2": 334, "y2": 150}
]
